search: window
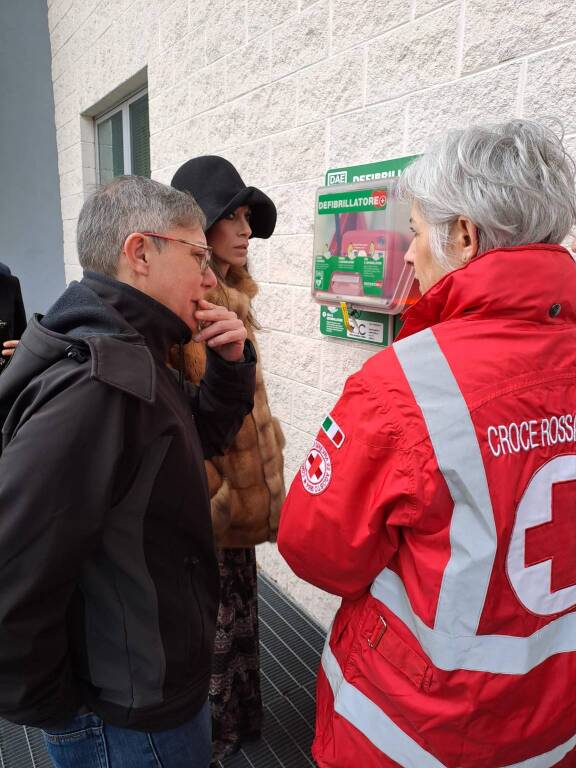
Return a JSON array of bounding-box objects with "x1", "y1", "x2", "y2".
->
[{"x1": 96, "y1": 90, "x2": 150, "y2": 183}]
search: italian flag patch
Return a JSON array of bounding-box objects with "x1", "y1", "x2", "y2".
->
[{"x1": 322, "y1": 414, "x2": 345, "y2": 448}]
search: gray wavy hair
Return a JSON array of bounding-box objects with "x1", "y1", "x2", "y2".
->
[
  {"x1": 397, "y1": 120, "x2": 576, "y2": 271},
  {"x1": 77, "y1": 175, "x2": 206, "y2": 276}
]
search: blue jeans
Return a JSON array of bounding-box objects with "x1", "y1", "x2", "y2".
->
[{"x1": 42, "y1": 702, "x2": 212, "y2": 768}]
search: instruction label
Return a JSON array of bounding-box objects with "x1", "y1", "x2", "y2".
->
[{"x1": 319, "y1": 305, "x2": 393, "y2": 347}]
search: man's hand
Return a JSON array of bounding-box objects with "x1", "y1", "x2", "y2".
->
[
  {"x1": 193, "y1": 300, "x2": 247, "y2": 362},
  {"x1": 2, "y1": 340, "x2": 19, "y2": 358}
]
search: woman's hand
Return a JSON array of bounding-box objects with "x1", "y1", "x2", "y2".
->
[
  {"x1": 193, "y1": 300, "x2": 247, "y2": 362},
  {"x1": 2, "y1": 340, "x2": 19, "y2": 358}
]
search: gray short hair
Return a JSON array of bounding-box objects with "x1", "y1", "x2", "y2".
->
[
  {"x1": 397, "y1": 120, "x2": 576, "y2": 271},
  {"x1": 77, "y1": 175, "x2": 206, "y2": 276}
]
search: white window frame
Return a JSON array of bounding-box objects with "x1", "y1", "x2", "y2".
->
[{"x1": 95, "y1": 88, "x2": 148, "y2": 182}]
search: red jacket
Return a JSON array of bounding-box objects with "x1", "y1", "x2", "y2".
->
[{"x1": 278, "y1": 245, "x2": 576, "y2": 768}]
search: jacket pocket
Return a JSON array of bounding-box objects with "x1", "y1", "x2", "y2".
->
[
  {"x1": 42, "y1": 712, "x2": 103, "y2": 742},
  {"x1": 359, "y1": 600, "x2": 433, "y2": 692},
  {"x1": 42, "y1": 713, "x2": 108, "y2": 768}
]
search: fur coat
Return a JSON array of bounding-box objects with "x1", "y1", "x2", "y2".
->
[{"x1": 181, "y1": 265, "x2": 286, "y2": 547}]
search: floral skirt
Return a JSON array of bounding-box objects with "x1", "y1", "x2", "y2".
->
[{"x1": 210, "y1": 547, "x2": 263, "y2": 762}]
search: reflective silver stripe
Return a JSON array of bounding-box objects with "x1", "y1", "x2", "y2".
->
[
  {"x1": 503, "y1": 734, "x2": 576, "y2": 768},
  {"x1": 394, "y1": 328, "x2": 497, "y2": 635},
  {"x1": 387, "y1": 328, "x2": 576, "y2": 672},
  {"x1": 371, "y1": 568, "x2": 576, "y2": 673},
  {"x1": 323, "y1": 628, "x2": 576, "y2": 767},
  {"x1": 324, "y1": 328, "x2": 576, "y2": 763},
  {"x1": 322, "y1": 635, "x2": 447, "y2": 768}
]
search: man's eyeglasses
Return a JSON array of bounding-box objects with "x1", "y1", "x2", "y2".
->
[{"x1": 140, "y1": 232, "x2": 213, "y2": 273}]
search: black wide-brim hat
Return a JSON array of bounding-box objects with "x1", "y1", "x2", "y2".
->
[{"x1": 171, "y1": 156, "x2": 277, "y2": 239}]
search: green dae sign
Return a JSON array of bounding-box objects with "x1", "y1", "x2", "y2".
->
[{"x1": 325, "y1": 155, "x2": 418, "y2": 186}]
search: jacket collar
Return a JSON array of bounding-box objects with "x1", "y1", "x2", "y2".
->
[
  {"x1": 81, "y1": 271, "x2": 191, "y2": 359},
  {"x1": 397, "y1": 244, "x2": 576, "y2": 340}
]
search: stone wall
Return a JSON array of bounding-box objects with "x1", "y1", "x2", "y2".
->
[{"x1": 47, "y1": 0, "x2": 576, "y2": 627}]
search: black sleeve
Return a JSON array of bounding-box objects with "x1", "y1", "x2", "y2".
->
[
  {"x1": 11, "y1": 277, "x2": 26, "y2": 338},
  {"x1": 186, "y1": 339, "x2": 257, "y2": 459},
  {"x1": 0, "y1": 366, "x2": 125, "y2": 726}
]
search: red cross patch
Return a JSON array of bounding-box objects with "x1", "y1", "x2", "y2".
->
[{"x1": 300, "y1": 440, "x2": 332, "y2": 495}]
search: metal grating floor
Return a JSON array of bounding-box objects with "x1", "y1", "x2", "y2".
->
[
  {"x1": 0, "y1": 722, "x2": 52, "y2": 768},
  {"x1": 0, "y1": 572, "x2": 325, "y2": 768}
]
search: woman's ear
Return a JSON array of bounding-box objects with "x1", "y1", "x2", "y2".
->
[
  {"x1": 452, "y1": 216, "x2": 479, "y2": 264},
  {"x1": 121, "y1": 232, "x2": 150, "y2": 276}
]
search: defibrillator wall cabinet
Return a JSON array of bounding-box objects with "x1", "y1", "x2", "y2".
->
[{"x1": 312, "y1": 180, "x2": 415, "y2": 314}]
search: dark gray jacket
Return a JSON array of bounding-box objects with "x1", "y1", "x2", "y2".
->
[{"x1": 0, "y1": 271, "x2": 256, "y2": 731}]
